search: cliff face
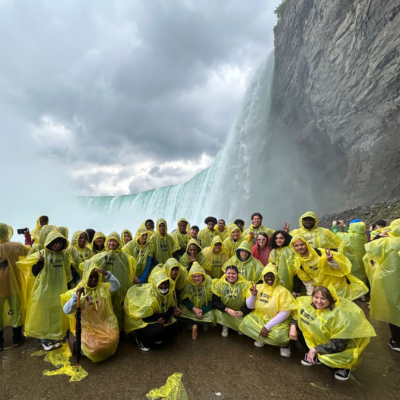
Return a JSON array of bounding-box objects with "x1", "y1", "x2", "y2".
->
[{"x1": 272, "y1": 0, "x2": 400, "y2": 209}]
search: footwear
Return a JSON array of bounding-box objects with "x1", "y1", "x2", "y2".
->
[
  {"x1": 41, "y1": 342, "x2": 54, "y2": 351},
  {"x1": 135, "y1": 337, "x2": 150, "y2": 352},
  {"x1": 388, "y1": 339, "x2": 400, "y2": 352},
  {"x1": 335, "y1": 369, "x2": 351, "y2": 381},
  {"x1": 202, "y1": 323, "x2": 209, "y2": 332},
  {"x1": 280, "y1": 346, "x2": 291, "y2": 358},
  {"x1": 221, "y1": 326, "x2": 229, "y2": 338},
  {"x1": 237, "y1": 330, "x2": 244, "y2": 336},
  {"x1": 154, "y1": 341, "x2": 162, "y2": 345},
  {"x1": 53, "y1": 341, "x2": 62, "y2": 349},
  {"x1": 254, "y1": 340, "x2": 265, "y2": 348},
  {"x1": 301, "y1": 356, "x2": 321, "y2": 366}
]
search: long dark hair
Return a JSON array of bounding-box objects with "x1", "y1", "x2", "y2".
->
[{"x1": 270, "y1": 230, "x2": 292, "y2": 249}]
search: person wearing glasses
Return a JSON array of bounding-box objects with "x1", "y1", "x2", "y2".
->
[{"x1": 251, "y1": 232, "x2": 271, "y2": 266}]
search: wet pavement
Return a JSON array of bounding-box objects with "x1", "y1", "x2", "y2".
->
[{"x1": 1, "y1": 301, "x2": 399, "y2": 400}]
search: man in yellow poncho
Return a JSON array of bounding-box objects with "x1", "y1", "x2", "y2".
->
[
  {"x1": 0, "y1": 223, "x2": 29, "y2": 350},
  {"x1": 16, "y1": 231, "x2": 72, "y2": 350},
  {"x1": 364, "y1": 219, "x2": 400, "y2": 352},
  {"x1": 124, "y1": 272, "x2": 178, "y2": 351},
  {"x1": 171, "y1": 218, "x2": 191, "y2": 260},
  {"x1": 243, "y1": 213, "x2": 274, "y2": 244},
  {"x1": 61, "y1": 266, "x2": 120, "y2": 363},
  {"x1": 198, "y1": 216, "x2": 218, "y2": 248},
  {"x1": 91, "y1": 231, "x2": 107, "y2": 255},
  {"x1": 179, "y1": 239, "x2": 211, "y2": 272},
  {"x1": 215, "y1": 219, "x2": 229, "y2": 241},
  {"x1": 290, "y1": 235, "x2": 368, "y2": 301},
  {"x1": 180, "y1": 263, "x2": 215, "y2": 331},
  {"x1": 149, "y1": 219, "x2": 180, "y2": 265},
  {"x1": 31, "y1": 215, "x2": 49, "y2": 244},
  {"x1": 66, "y1": 231, "x2": 93, "y2": 279},
  {"x1": 223, "y1": 241, "x2": 264, "y2": 282},
  {"x1": 201, "y1": 235, "x2": 230, "y2": 279},
  {"x1": 239, "y1": 264, "x2": 297, "y2": 356},
  {"x1": 289, "y1": 211, "x2": 343, "y2": 250}
]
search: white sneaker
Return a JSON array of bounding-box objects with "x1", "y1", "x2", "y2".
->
[
  {"x1": 237, "y1": 330, "x2": 244, "y2": 336},
  {"x1": 221, "y1": 326, "x2": 229, "y2": 337},
  {"x1": 254, "y1": 340, "x2": 265, "y2": 348},
  {"x1": 41, "y1": 342, "x2": 54, "y2": 351},
  {"x1": 53, "y1": 341, "x2": 62, "y2": 349},
  {"x1": 135, "y1": 337, "x2": 150, "y2": 352},
  {"x1": 280, "y1": 346, "x2": 291, "y2": 357}
]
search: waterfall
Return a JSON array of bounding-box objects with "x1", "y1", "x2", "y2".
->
[{"x1": 80, "y1": 52, "x2": 275, "y2": 231}]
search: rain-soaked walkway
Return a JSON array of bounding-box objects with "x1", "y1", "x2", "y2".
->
[{"x1": 1, "y1": 302, "x2": 399, "y2": 400}]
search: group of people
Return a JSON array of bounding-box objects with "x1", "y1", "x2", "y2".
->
[{"x1": 1, "y1": 211, "x2": 399, "y2": 382}]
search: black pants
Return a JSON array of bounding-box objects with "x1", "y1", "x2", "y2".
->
[
  {"x1": 136, "y1": 321, "x2": 179, "y2": 347},
  {"x1": 389, "y1": 324, "x2": 400, "y2": 343},
  {"x1": 0, "y1": 326, "x2": 23, "y2": 346}
]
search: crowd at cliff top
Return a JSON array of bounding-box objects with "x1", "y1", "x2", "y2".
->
[{"x1": 1, "y1": 210, "x2": 399, "y2": 382}]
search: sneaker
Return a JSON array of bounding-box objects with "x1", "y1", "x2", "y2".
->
[
  {"x1": 53, "y1": 341, "x2": 62, "y2": 349},
  {"x1": 135, "y1": 337, "x2": 150, "y2": 352},
  {"x1": 13, "y1": 337, "x2": 24, "y2": 347},
  {"x1": 254, "y1": 340, "x2": 265, "y2": 348},
  {"x1": 280, "y1": 346, "x2": 291, "y2": 358},
  {"x1": 388, "y1": 339, "x2": 400, "y2": 352},
  {"x1": 221, "y1": 326, "x2": 229, "y2": 338},
  {"x1": 335, "y1": 369, "x2": 351, "y2": 381},
  {"x1": 237, "y1": 330, "x2": 244, "y2": 336},
  {"x1": 41, "y1": 342, "x2": 54, "y2": 351},
  {"x1": 301, "y1": 355, "x2": 321, "y2": 366},
  {"x1": 202, "y1": 323, "x2": 209, "y2": 332}
]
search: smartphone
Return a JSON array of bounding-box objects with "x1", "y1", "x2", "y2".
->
[{"x1": 17, "y1": 228, "x2": 28, "y2": 235}]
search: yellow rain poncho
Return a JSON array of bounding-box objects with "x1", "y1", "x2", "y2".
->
[
  {"x1": 198, "y1": 226, "x2": 218, "y2": 249},
  {"x1": 215, "y1": 225, "x2": 229, "y2": 242},
  {"x1": 212, "y1": 274, "x2": 251, "y2": 331},
  {"x1": 82, "y1": 232, "x2": 136, "y2": 330},
  {"x1": 122, "y1": 228, "x2": 154, "y2": 277},
  {"x1": 201, "y1": 235, "x2": 230, "y2": 279},
  {"x1": 290, "y1": 235, "x2": 368, "y2": 301},
  {"x1": 243, "y1": 223, "x2": 274, "y2": 238},
  {"x1": 179, "y1": 239, "x2": 211, "y2": 272},
  {"x1": 139, "y1": 220, "x2": 155, "y2": 238},
  {"x1": 58, "y1": 227, "x2": 69, "y2": 241},
  {"x1": 364, "y1": 219, "x2": 400, "y2": 326},
  {"x1": 31, "y1": 215, "x2": 49, "y2": 244},
  {"x1": 223, "y1": 223, "x2": 251, "y2": 258},
  {"x1": 223, "y1": 241, "x2": 264, "y2": 282},
  {"x1": 0, "y1": 223, "x2": 29, "y2": 331},
  {"x1": 91, "y1": 231, "x2": 107, "y2": 255},
  {"x1": 269, "y1": 246, "x2": 297, "y2": 292},
  {"x1": 66, "y1": 231, "x2": 93, "y2": 278},
  {"x1": 337, "y1": 222, "x2": 368, "y2": 282},
  {"x1": 171, "y1": 218, "x2": 191, "y2": 259},
  {"x1": 239, "y1": 265, "x2": 297, "y2": 347},
  {"x1": 121, "y1": 229, "x2": 133, "y2": 245},
  {"x1": 60, "y1": 266, "x2": 119, "y2": 363},
  {"x1": 28, "y1": 225, "x2": 58, "y2": 256},
  {"x1": 180, "y1": 263, "x2": 215, "y2": 323},
  {"x1": 17, "y1": 231, "x2": 72, "y2": 340},
  {"x1": 149, "y1": 219, "x2": 180, "y2": 264},
  {"x1": 290, "y1": 211, "x2": 343, "y2": 250},
  {"x1": 124, "y1": 272, "x2": 176, "y2": 333},
  {"x1": 149, "y1": 258, "x2": 188, "y2": 291},
  {"x1": 294, "y1": 287, "x2": 376, "y2": 370}
]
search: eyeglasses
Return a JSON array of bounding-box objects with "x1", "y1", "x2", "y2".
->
[{"x1": 257, "y1": 238, "x2": 266, "y2": 242}]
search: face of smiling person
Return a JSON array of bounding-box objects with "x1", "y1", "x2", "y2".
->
[
  {"x1": 302, "y1": 217, "x2": 316, "y2": 229},
  {"x1": 188, "y1": 244, "x2": 199, "y2": 257},
  {"x1": 275, "y1": 233, "x2": 285, "y2": 248},
  {"x1": 213, "y1": 243, "x2": 222, "y2": 254},
  {"x1": 108, "y1": 239, "x2": 119, "y2": 250},
  {"x1": 226, "y1": 269, "x2": 238, "y2": 283},
  {"x1": 231, "y1": 229, "x2": 240, "y2": 241},
  {"x1": 88, "y1": 270, "x2": 99, "y2": 288},
  {"x1": 178, "y1": 221, "x2": 188, "y2": 234},
  {"x1": 257, "y1": 235, "x2": 267, "y2": 248},
  {"x1": 293, "y1": 239, "x2": 308, "y2": 256},
  {"x1": 123, "y1": 232, "x2": 132, "y2": 244},
  {"x1": 218, "y1": 220, "x2": 225, "y2": 231},
  {"x1": 159, "y1": 223, "x2": 167, "y2": 236},
  {"x1": 312, "y1": 291, "x2": 331, "y2": 310},
  {"x1": 192, "y1": 273, "x2": 204, "y2": 285},
  {"x1": 170, "y1": 267, "x2": 179, "y2": 281},
  {"x1": 78, "y1": 232, "x2": 88, "y2": 249},
  {"x1": 264, "y1": 272, "x2": 275, "y2": 286},
  {"x1": 252, "y1": 215, "x2": 262, "y2": 228},
  {"x1": 50, "y1": 240, "x2": 63, "y2": 252}
]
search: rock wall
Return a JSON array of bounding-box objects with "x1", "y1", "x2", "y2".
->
[{"x1": 272, "y1": 0, "x2": 400, "y2": 209}]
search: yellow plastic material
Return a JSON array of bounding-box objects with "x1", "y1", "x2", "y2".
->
[
  {"x1": 290, "y1": 211, "x2": 343, "y2": 250},
  {"x1": 124, "y1": 272, "x2": 176, "y2": 333},
  {"x1": 121, "y1": 229, "x2": 133, "y2": 244},
  {"x1": 222, "y1": 241, "x2": 264, "y2": 282},
  {"x1": 269, "y1": 247, "x2": 297, "y2": 292},
  {"x1": 239, "y1": 265, "x2": 297, "y2": 346},
  {"x1": 67, "y1": 231, "x2": 93, "y2": 278},
  {"x1": 201, "y1": 235, "x2": 230, "y2": 279},
  {"x1": 17, "y1": 231, "x2": 72, "y2": 340},
  {"x1": 215, "y1": 225, "x2": 229, "y2": 242},
  {"x1": 31, "y1": 343, "x2": 88, "y2": 382},
  {"x1": 149, "y1": 219, "x2": 180, "y2": 264},
  {"x1": 31, "y1": 215, "x2": 48, "y2": 244},
  {"x1": 212, "y1": 274, "x2": 251, "y2": 331},
  {"x1": 179, "y1": 239, "x2": 211, "y2": 272},
  {"x1": 337, "y1": 222, "x2": 367, "y2": 281},
  {"x1": 290, "y1": 235, "x2": 368, "y2": 300},
  {"x1": 171, "y1": 218, "x2": 191, "y2": 255},
  {"x1": 146, "y1": 373, "x2": 188, "y2": 400},
  {"x1": 180, "y1": 263, "x2": 215, "y2": 323},
  {"x1": 364, "y1": 219, "x2": 400, "y2": 326},
  {"x1": 28, "y1": 225, "x2": 58, "y2": 256},
  {"x1": 243, "y1": 223, "x2": 274, "y2": 238},
  {"x1": 122, "y1": 228, "x2": 154, "y2": 277},
  {"x1": 294, "y1": 287, "x2": 376, "y2": 370},
  {"x1": 91, "y1": 231, "x2": 107, "y2": 255},
  {"x1": 139, "y1": 220, "x2": 155, "y2": 238},
  {"x1": 223, "y1": 223, "x2": 251, "y2": 258},
  {"x1": 0, "y1": 223, "x2": 29, "y2": 331},
  {"x1": 81, "y1": 232, "x2": 136, "y2": 330},
  {"x1": 149, "y1": 258, "x2": 188, "y2": 291},
  {"x1": 198, "y1": 226, "x2": 218, "y2": 249}
]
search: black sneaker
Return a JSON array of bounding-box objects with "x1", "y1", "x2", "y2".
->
[
  {"x1": 13, "y1": 337, "x2": 24, "y2": 347},
  {"x1": 135, "y1": 337, "x2": 150, "y2": 352},
  {"x1": 335, "y1": 369, "x2": 351, "y2": 381},
  {"x1": 388, "y1": 339, "x2": 400, "y2": 352}
]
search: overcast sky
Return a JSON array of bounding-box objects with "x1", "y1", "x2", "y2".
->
[{"x1": 1, "y1": 1, "x2": 280, "y2": 199}]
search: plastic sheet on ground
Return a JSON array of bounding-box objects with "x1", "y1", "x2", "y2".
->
[{"x1": 146, "y1": 373, "x2": 188, "y2": 400}]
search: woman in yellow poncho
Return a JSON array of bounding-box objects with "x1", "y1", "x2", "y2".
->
[
  {"x1": 289, "y1": 286, "x2": 376, "y2": 381},
  {"x1": 212, "y1": 266, "x2": 251, "y2": 337},
  {"x1": 149, "y1": 219, "x2": 180, "y2": 265},
  {"x1": 171, "y1": 218, "x2": 191, "y2": 260},
  {"x1": 66, "y1": 231, "x2": 93, "y2": 279},
  {"x1": 61, "y1": 266, "x2": 120, "y2": 363},
  {"x1": 223, "y1": 223, "x2": 252, "y2": 258},
  {"x1": 121, "y1": 229, "x2": 133, "y2": 245},
  {"x1": 91, "y1": 231, "x2": 107, "y2": 255},
  {"x1": 180, "y1": 263, "x2": 215, "y2": 330},
  {"x1": 201, "y1": 235, "x2": 230, "y2": 279},
  {"x1": 179, "y1": 239, "x2": 211, "y2": 272},
  {"x1": 239, "y1": 264, "x2": 297, "y2": 357}
]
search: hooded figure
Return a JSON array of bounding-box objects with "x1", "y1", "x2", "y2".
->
[
  {"x1": 223, "y1": 223, "x2": 251, "y2": 258},
  {"x1": 149, "y1": 258, "x2": 188, "y2": 292},
  {"x1": 122, "y1": 228, "x2": 154, "y2": 283},
  {"x1": 269, "y1": 242, "x2": 297, "y2": 293},
  {"x1": 31, "y1": 215, "x2": 49, "y2": 244},
  {"x1": 27, "y1": 225, "x2": 58, "y2": 256},
  {"x1": 202, "y1": 235, "x2": 230, "y2": 279},
  {"x1": 290, "y1": 235, "x2": 368, "y2": 301},
  {"x1": 223, "y1": 241, "x2": 264, "y2": 282},
  {"x1": 171, "y1": 218, "x2": 191, "y2": 260},
  {"x1": 121, "y1": 229, "x2": 133, "y2": 245},
  {"x1": 91, "y1": 231, "x2": 107, "y2": 255},
  {"x1": 240, "y1": 265, "x2": 297, "y2": 349},
  {"x1": 337, "y1": 222, "x2": 368, "y2": 282},
  {"x1": 17, "y1": 231, "x2": 72, "y2": 345},
  {"x1": 180, "y1": 263, "x2": 215, "y2": 324},
  {"x1": 61, "y1": 266, "x2": 120, "y2": 363},
  {"x1": 215, "y1": 224, "x2": 229, "y2": 242},
  {"x1": 0, "y1": 223, "x2": 29, "y2": 349},
  {"x1": 179, "y1": 239, "x2": 211, "y2": 272},
  {"x1": 81, "y1": 232, "x2": 136, "y2": 330},
  {"x1": 149, "y1": 219, "x2": 180, "y2": 264},
  {"x1": 290, "y1": 211, "x2": 343, "y2": 250},
  {"x1": 243, "y1": 223, "x2": 274, "y2": 239},
  {"x1": 66, "y1": 231, "x2": 93, "y2": 278},
  {"x1": 292, "y1": 286, "x2": 376, "y2": 371}
]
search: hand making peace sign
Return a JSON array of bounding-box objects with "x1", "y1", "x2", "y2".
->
[{"x1": 325, "y1": 247, "x2": 333, "y2": 262}]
